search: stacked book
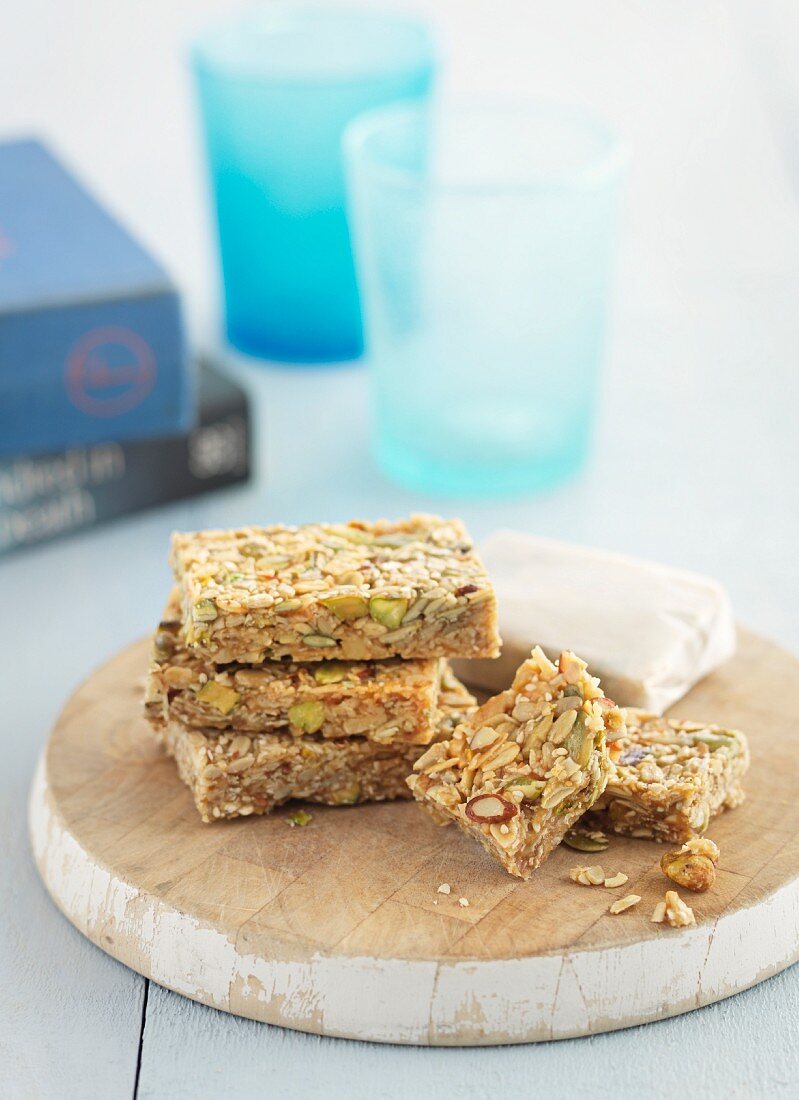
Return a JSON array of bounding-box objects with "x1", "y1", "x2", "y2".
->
[
  {"x1": 1, "y1": 362, "x2": 251, "y2": 556},
  {"x1": 0, "y1": 139, "x2": 252, "y2": 556},
  {"x1": 144, "y1": 515, "x2": 501, "y2": 821}
]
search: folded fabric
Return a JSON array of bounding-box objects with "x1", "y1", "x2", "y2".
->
[{"x1": 451, "y1": 530, "x2": 736, "y2": 713}]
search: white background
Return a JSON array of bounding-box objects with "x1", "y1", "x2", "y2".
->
[{"x1": 2, "y1": 1, "x2": 799, "y2": 1096}]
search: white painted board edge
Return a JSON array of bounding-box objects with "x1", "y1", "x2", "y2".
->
[{"x1": 28, "y1": 754, "x2": 799, "y2": 1046}]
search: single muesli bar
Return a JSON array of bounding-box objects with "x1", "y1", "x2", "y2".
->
[
  {"x1": 588, "y1": 709, "x2": 750, "y2": 844},
  {"x1": 408, "y1": 647, "x2": 625, "y2": 880},
  {"x1": 145, "y1": 595, "x2": 443, "y2": 745},
  {"x1": 169, "y1": 515, "x2": 500, "y2": 664},
  {"x1": 160, "y1": 669, "x2": 477, "y2": 822}
]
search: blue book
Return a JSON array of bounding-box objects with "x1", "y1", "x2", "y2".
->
[{"x1": 0, "y1": 138, "x2": 193, "y2": 456}]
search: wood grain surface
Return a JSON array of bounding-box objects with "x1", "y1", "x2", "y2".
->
[{"x1": 29, "y1": 630, "x2": 799, "y2": 1045}]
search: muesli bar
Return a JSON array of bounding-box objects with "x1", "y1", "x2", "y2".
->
[
  {"x1": 160, "y1": 669, "x2": 477, "y2": 822},
  {"x1": 170, "y1": 515, "x2": 500, "y2": 664},
  {"x1": 588, "y1": 709, "x2": 750, "y2": 843},
  {"x1": 146, "y1": 595, "x2": 442, "y2": 745},
  {"x1": 408, "y1": 647, "x2": 625, "y2": 880}
]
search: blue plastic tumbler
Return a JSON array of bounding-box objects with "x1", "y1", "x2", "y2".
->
[
  {"x1": 192, "y1": 7, "x2": 435, "y2": 363},
  {"x1": 345, "y1": 102, "x2": 628, "y2": 496}
]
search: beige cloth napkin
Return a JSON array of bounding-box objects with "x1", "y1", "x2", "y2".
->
[{"x1": 452, "y1": 530, "x2": 736, "y2": 712}]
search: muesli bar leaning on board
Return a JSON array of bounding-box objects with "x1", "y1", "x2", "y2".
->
[
  {"x1": 170, "y1": 515, "x2": 500, "y2": 664},
  {"x1": 408, "y1": 647, "x2": 625, "y2": 880},
  {"x1": 160, "y1": 667, "x2": 477, "y2": 822},
  {"x1": 146, "y1": 593, "x2": 443, "y2": 745},
  {"x1": 588, "y1": 709, "x2": 750, "y2": 844}
]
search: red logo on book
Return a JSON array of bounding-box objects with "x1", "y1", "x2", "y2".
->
[
  {"x1": 0, "y1": 228, "x2": 15, "y2": 260},
  {"x1": 66, "y1": 327, "x2": 156, "y2": 417}
]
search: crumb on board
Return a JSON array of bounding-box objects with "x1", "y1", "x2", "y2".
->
[
  {"x1": 660, "y1": 836, "x2": 720, "y2": 892},
  {"x1": 603, "y1": 872, "x2": 629, "y2": 889},
  {"x1": 571, "y1": 865, "x2": 631, "y2": 889},
  {"x1": 609, "y1": 894, "x2": 641, "y2": 915},
  {"x1": 458, "y1": 897, "x2": 469, "y2": 908},
  {"x1": 437, "y1": 883, "x2": 451, "y2": 895},
  {"x1": 570, "y1": 864, "x2": 606, "y2": 886},
  {"x1": 652, "y1": 890, "x2": 696, "y2": 927}
]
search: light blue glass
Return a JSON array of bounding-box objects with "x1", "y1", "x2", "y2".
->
[
  {"x1": 345, "y1": 102, "x2": 628, "y2": 496},
  {"x1": 192, "y1": 6, "x2": 435, "y2": 364}
]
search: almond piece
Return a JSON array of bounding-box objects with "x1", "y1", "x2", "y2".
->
[
  {"x1": 609, "y1": 894, "x2": 641, "y2": 915},
  {"x1": 464, "y1": 793, "x2": 517, "y2": 824},
  {"x1": 604, "y1": 873, "x2": 629, "y2": 889},
  {"x1": 469, "y1": 727, "x2": 499, "y2": 751}
]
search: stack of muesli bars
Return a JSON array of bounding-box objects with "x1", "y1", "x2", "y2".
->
[
  {"x1": 145, "y1": 515, "x2": 500, "y2": 822},
  {"x1": 144, "y1": 512, "x2": 751, "y2": 882}
]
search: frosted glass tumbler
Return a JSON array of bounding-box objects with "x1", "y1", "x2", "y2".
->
[
  {"x1": 192, "y1": 7, "x2": 435, "y2": 363},
  {"x1": 345, "y1": 103, "x2": 627, "y2": 495}
]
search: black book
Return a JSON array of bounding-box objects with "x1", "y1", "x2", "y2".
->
[{"x1": 0, "y1": 361, "x2": 251, "y2": 555}]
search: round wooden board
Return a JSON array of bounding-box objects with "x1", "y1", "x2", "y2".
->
[{"x1": 29, "y1": 630, "x2": 799, "y2": 1045}]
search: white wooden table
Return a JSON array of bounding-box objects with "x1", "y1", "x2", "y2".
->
[{"x1": 3, "y1": 1, "x2": 799, "y2": 1095}]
